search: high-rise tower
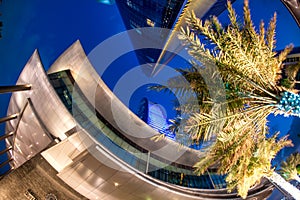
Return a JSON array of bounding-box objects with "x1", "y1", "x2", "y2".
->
[{"x1": 115, "y1": 0, "x2": 236, "y2": 76}]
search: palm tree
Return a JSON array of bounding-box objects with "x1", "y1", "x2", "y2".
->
[
  {"x1": 282, "y1": 63, "x2": 300, "y2": 89},
  {"x1": 152, "y1": 0, "x2": 300, "y2": 199},
  {"x1": 280, "y1": 152, "x2": 300, "y2": 183}
]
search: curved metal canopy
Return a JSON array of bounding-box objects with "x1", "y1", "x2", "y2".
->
[{"x1": 281, "y1": 0, "x2": 300, "y2": 27}]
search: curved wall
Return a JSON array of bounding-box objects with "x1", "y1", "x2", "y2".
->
[
  {"x1": 47, "y1": 40, "x2": 204, "y2": 167},
  {"x1": 44, "y1": 41, "x2": 273, "y2": 199},
  {"x1": 5, "y1": 41, "x2": 274, "y2": 200},
  {"x1": 5, "y1": 50, "x2": 77, "y2": 168}
]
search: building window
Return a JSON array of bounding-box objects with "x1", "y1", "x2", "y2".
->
[
  {"x1": 146, "y1": 18, "x2": 155, "y2": 27},
  {"x1": 126, "y1": 0, "x2": 132, "y2": 7},
  {"x1": 126, "y1": 0, "x2": 140, "y2": 12}
]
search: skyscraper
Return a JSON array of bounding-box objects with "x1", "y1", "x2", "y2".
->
[
  {"x1": 115, "y1": 0, "x2": 236, "y2": 76},
  {"x1": 137, "y1": 97, "x2": 176, "y2": 139}
]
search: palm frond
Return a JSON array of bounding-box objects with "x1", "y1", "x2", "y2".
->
[
  {"x1": 149, "y1": 1, "x2": 300, "y2": 197},
  {"x1": 280, "y1": 152, "x2": 300, "y2": 181}
]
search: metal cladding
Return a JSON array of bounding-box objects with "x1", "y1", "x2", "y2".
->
[
  {"x1": 4, "y1": 50, "x2": 73, "y2": 168},
  {"x1": 281, "y1": 0, "x2": 300, "y2": 27},
  {"x1": 47, "y1": 40, "x2": 204, "y2": 167},
  {"x1": 4, "y1": 41, "x2": 274, "y2": 199}
]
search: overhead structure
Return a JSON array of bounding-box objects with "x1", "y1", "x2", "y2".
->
[{"x1": 281, "y1": 0, "x2": 300, "y2": 27}]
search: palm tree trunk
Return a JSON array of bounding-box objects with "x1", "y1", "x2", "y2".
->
[{"x1": 267, "y1": 172, "x2": 300, "y2": 200}]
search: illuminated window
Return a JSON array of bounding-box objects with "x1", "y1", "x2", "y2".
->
[
  {"x1": 127, "y1": 0, "x2": 140, "y2": 11},
  {"x1": 146, "y1": 18, "x2": 155, "y2": 27},
  {"x1": 126, "y1": 0, "x2": 132, "y2": 7}
]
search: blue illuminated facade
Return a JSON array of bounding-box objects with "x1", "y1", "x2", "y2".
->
[
  {"x1": 137, "y1": 98, "x2": 176, "y2": 139},
  {"x1": 137, "y1": 97, "x2": 206, "y2": 149},
  {"x1": 97, "y1": 0, "x2": 115, "y2": 5}
]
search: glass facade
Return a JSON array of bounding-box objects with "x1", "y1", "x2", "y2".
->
[
  {"x1": 115, "y1": 0, "x2": 237, "y2": 76},
  {"x1": 137, "y1": 98, "x2": 176, "y2": 140},
  {"x1": 116, "y1": 0, "x2": 184, "y2": 29},
  {"x1": 115, "y1": 0, "x2": 186, "y2": 75},
  {"x1": 137, "y1": 98, "x2": 207, "y2": 149},
  {"x1": 48, "y1": 70, "x2": 75, "y2": 114},
  {"x1": 201, "y1": 0, "x2": 236, "y2": 20},
  {"x1": 48, "y1": 69, "x2": 227, "y2": 190}
]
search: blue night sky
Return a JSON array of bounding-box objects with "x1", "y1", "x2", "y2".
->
[
  {"x1": 0, "y1": 0, "x2": 128, "y2": 173},
  {"x1": 0, "y1": 1, "x2": 300, "y2": 197}
]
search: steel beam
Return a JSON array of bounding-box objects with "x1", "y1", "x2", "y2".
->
[
  {"x1": 0, "y1": 146, "x2": 12, "y2": 155},
  {"x1": 0, "y1": 84, "x2": 31, "y2": 94},
  {"x1": 0, "y1": 132, "x2": 14, "y2": 141},
  {"x1": 0, "y1": 158, "x2": 13, "y2": 169},
  {"x1": 0, "y1": 114, "x2": 18, "y2": 124}
]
